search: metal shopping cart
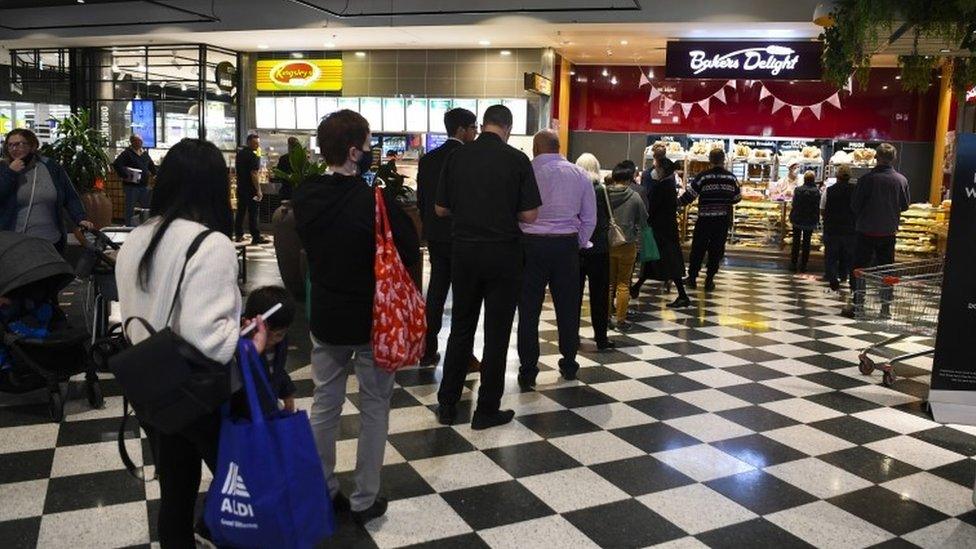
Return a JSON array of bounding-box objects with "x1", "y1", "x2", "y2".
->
[{"x1": 852, "y1": 259, "x2": 943, "y2": 387}]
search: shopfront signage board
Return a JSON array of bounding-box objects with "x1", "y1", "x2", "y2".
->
[
  {"x1": 831, "y1": 140, "x2": 883, "y2": 154},
  {"x1": 215, "y1": 61, "x2": 236, "y2": 92},
  {"x1": 732, "y1": 138, "x2": 779, "y2": 149},
  {"x1": 776, "y1": 139, "x2": 827, "y2": 153},
  {"x1": 665, "y1": 41, "x2": 823, "y2": 80},
  {"x1": 524, "y1": 72, "x2": 552, "y2": 96},
  {"x1": 131, "y1": 99, "x2": 156, "y2": 149},
  {"x1": 256, "y1": 59, "x2": 342, "y2": 92},
  {"x1": 930, "y1": 132, "x2": 976, "y2": 425}
]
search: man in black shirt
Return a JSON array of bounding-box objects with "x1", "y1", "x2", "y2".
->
[
  {"x1": 435, "y1": 105, "x2": 542, "y2": 430},
  {"x1": 234, "y1": 134, "x2": 267, "y2": 245},
  {"x1": 416, "y1": 108, "x2": 478, "y2": 367},
  {"x1": 112, "y1": 135, "x2": 157, "y2": 226},
  {"x1": 679, "y1": 148, "x2": 741, "y2": 292}
]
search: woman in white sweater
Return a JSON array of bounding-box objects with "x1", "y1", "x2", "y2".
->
[{"x1": 115, "y1": 138, "x2": 266, "y2": 547}]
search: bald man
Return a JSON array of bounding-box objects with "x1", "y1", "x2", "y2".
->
[{"x1": 517, "y1": 130, "x2": 597, "y2": 389}]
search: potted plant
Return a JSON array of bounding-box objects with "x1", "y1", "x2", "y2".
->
[
  {"x1": 271, "y1": 141, "x2": 326, "y2": 299},
  {"x1": 41, "y1": 109, "x2": 113, "y2": 228}
]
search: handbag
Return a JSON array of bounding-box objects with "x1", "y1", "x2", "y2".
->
[
  {"x1": 639, "y1": 225, "x2": 661, "y2": 263},
  {"x1": 108, "y1": 230, "x2": 230, "y2": 435},
  {"x1": 602, "y1": 184, "x2": 628, "y2": 247},
  {"x1": 205, "y1": 340, "x2": 334, "y2": 548},
  {"x1": 371, "y1": 187, "x2": 426, "y2": 372}
]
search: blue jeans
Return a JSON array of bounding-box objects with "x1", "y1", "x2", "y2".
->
[{"x1": 123, "y1": 185, "x2": 151, "y2": 226}]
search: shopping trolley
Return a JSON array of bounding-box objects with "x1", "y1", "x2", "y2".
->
[{"x1": 852, "y1": 259, "x2": 943, "y2": 387}]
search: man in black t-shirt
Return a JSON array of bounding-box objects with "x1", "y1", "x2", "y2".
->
[
  {"x1": 434, "y1": 105, "x2": 542, "y2": 430},
  {"x1": 234, "y1": 134, "x2": 267, "y2": 244}
]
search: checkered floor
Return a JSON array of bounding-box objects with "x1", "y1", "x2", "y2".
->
[{"x1": 3, "y1": 253, "x2": 976, "y2": 548}]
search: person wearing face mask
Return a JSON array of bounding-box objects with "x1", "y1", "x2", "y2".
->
[{"x1": 292, "y1": 110, "x2": 420, "y2": 526}]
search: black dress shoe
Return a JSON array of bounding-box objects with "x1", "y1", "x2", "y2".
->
[
  {"x1": 596, "y1": 339, "x2": 616, "y2": 350},
  {"x1": 667, "y1": 296, "x2": 691, "y2": 308},
  {"x1": 419, "y1": 351, "x2": 441, "y2": 367},
  {"x1": 437, "y1": 404, "x2": 457, "y2": 426},
  {"x1": 471, "y1": 409, "x2": 515, "y2": 430},
  {"x1": 704, "y1": 278, "x2": 716, "y2": 292},
  {"x1": 352, "y1": 497, "x2": 388, "y2": 526},
  {"x1": 517, "y1": 374, "x2": 536, "y2": 390},
  {"x1": 332, "y1": 492, "x2": 351, "y2": 513},
  {"x1": 558, "y1": 359, "x2": 579, "y2": 381},
  {"x1": 829, "y1": 280, "x2": 840, "y2": 292},
  {"x1": 684, "y1": 276, "x2": 697, "y2": 290}
]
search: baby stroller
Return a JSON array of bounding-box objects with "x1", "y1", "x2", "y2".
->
[
  {"x1": 0, "y1": 231, "x2": 104, "y2": 421},
  {"x1": 75, "y1": 226, "x2": 131, "y2": 371}
]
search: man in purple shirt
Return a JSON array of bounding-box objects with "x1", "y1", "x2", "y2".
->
[{"x1": 517, "y1": 130, "x2": 597, "y2": 389}]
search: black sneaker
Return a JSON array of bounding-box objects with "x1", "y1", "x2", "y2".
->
[
  {"x1": 840, "y1": 305, "x2": 856, "y2": 318},
  {"x1": 829, "y1": 280, "x2": 840, "y2": 292},
  {"x1": 419, "y1": 351, "x2": 440, "y2": 367},
  {"x1": 471, "y1": 409, "x2": 515, "y2": 430},
  {"x1": 629, "y1": 284, "x2": 641, "y2": 299},
  {"x1": 517, "y1": 373, "x2": 536, "y2": 390},
  {"x1": 332, "y1": 492, "x2": 351, "y2": 513},
  {"x1": 596, "y1": 339, "x2": 616, "y2": 350},
  {"x1": 704, "y1": 278, "x2": 716, "y2": 292},
  {"x1": 352, "y1": 497, "x2": 388, "y2": 526},
  {"x1": 667, "y1": 296, "x2": 691, "y2": 308},
  {"x1": 437, "y1": 404, "x2": 457, "y2": 426},
  {"x1": 684, "y1": 276, "x2": 697, "y2": 290},
  {"x1": 559, "y1": 359, "x2": 579, "y2": 381},
  {"x1": 615, "y1": 320, "x2": 633, "y2": 332}
]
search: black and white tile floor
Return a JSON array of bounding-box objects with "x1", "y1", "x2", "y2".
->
[{"x1": 2, "y1": 248, "x2": 976, "y2": 548}]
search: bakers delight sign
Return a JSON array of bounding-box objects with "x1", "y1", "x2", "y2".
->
[{"x1": 666, "y1": 41, "x2": 824, "y2": 80}]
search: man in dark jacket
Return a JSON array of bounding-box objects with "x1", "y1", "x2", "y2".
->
[
  {"x1": 679, "y1": 147, "x2": 741, "y2": 292},
  {"x1": 435, "y1": 104, "x2": 541, "y2": 430},
  {"x1": 293, "y1": 110, "x2": 419, "y2": 526},
  {"x1": 272, "y1": 136, "x2": 300, "y2": 200},
  {"x1": 789, "y1": 170, "x2": 821, "y2": 273},
  {"x1": 844, "y1": 143, "x2": 910, "y2": 316},
  {"x1": 112, "y1": 135, "x2": 157, "y2": 226},
  {"x1": 416, "y1": 108, "x2": 477, "y2": 367},
  {"x1": 821, "y1": 165, "x2": 857, "y2": 291},
  {"x1": 234, "y1": 134, "x2": 267, "y2": 245}
]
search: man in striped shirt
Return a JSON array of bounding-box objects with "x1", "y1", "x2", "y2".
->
[{"x1": 679, "y1": 147, "x2": 741, "y2": 292}]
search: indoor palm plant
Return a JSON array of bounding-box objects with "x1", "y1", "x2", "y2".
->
[
  {"x1": 271, "y1": 141, "x2": 326, "y2": 299},
  {"x1": 41, "y1": 109, "x2": 114, "y2": 227}
]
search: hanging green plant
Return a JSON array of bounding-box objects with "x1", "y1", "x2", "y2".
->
[
  {"x1": 898, "y1": 54, "x2": 937, "y2": 92},
  {"x1": 39, "y1": 108, "x2": 110, "y2": 194}
]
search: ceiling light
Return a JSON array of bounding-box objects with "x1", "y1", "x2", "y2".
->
[
  {"x1": 895, "y1": 75, "x2": 901, "y2": 80},
  {"x1": 500, "y1": 50, "x2": 512, "y2": 56},
  {"x1": 569, "y1": 70, "x2": 576, "y2": 75},
  {"x1": 789, "y1": 80, "x2": 796, "y2": 84},
  {"x1": 77, "y1": 0, "x2": 85, "y2": 3},
  {"x1": 257, "y1": 44, "x2": 269, "y2": 50},
  {"x1": 940, "y1": 48, "x2": 951, "y2": 53},
  {"x1": 355, "y1": 51, "x2": 366, "y2": 57},
  {"x1": 601, "y1": 68, "x2": 608, "y2": 77},
  {"x1": 620, "y1": 40, "x2": 629, "y2": 45},
  {"x1": 324, "y1": 42, "x2": 336, "y2": 48},
  {"x1": 882, "y1": 85, "x2": 888, "y2": 90},
  {"x1": 648, "y1": 68, "x2": 655, "y2": 78},
  {"x1": 290, "y1": 52, "x2": 303, "y2": 59},
  {"x1": 610, "y1": 76, "x2": 618, "y2": 85},
  {"x1": 478, "y1": 40, "x2": 491, "y2": 46}
]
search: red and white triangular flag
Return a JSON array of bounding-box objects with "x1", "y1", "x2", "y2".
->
[
  {"x1": 638, "y1": 70, "x2": 651, "y2": 88},
  {"x1": 725, "y1": 79, "x2": 736, "y2": 89},
  {"x1": 713, "y1": 88, "x2": 726, "y2": 104},
  {"x1": 648, "y1": 87, "x2": 661, "y2": 102},
  {"x1": 680, "y1": 102, "x2": 694, "y2": 118},
  {"x1": 662, "y1": 97, "x2": 675, "y2": 112},
  {"x1": 698, "y1": 98, "x2": 710, "y2": 115},
  {"x1": 759, "y1": 85, "x2": 771, "y2": 101},
  {"x1": 826, "y1": 93, "x2": 841, "y2": 109},
  {"x1": 791, "y1": 105, "x2": 804, "y2": 121},
  {"x1": 809, "y1": 104, "x2": 822, "y2": 119},
  {"x1": 771, "y1": 98, "x2": 787, "y2": 114}
]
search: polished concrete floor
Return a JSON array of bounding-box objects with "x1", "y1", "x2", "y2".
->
[{"x1": 1, "y1": 242, "x2": 974, "y2": 548}]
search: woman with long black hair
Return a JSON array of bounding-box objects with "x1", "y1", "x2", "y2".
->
[{"x1": 115, "y1": 138, "x2": 267, "y2": 547}]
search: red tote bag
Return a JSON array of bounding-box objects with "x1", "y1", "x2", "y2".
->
[{"x1": 371, "y1": 187, "x2": 427, "y2": 372}]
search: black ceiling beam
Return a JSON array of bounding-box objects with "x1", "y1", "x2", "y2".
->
[
  {"x1": 0, "y1": 0, "x2": 219, "y2": 30},
  {"x1": 281, "y1": 0, "x2": 642, "y2": 17}
]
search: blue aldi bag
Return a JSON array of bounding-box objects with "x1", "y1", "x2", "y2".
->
[{"x1": 204, "y1": 339, "x2": 335, "y2": 547}]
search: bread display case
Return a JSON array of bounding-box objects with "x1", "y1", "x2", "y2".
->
[
  {"x1": 730, "y1": 138, "x2": 777, "y2": 201},
  {"x1": 776, "y1": 140, "x2": 826, "y2": 182},
  {"x1": 897, "y1": 202, "x2": 950, "y2": 256}
]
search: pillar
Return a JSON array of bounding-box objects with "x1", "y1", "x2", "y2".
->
[
  {"x1": 558, "y1": 56, "x2": 571, "y2": 157},
  {"x1": 929, "y1": 62, "x2": 954, "y2": 205}
]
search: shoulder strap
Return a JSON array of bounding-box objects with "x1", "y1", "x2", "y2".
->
[
  {"x1": 164, "y1": 229, "x2": 218, "y2": 326},
  {"x1": 602, "y1": 185, "x2": 620, "y2": 227},
  {"x1": 119, "y1": 397, "x2": 157, "y2": 481}
]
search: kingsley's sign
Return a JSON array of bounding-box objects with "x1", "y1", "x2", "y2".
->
[{"x1": 666, "y1": 41, "x2": 824, "y2": 80}]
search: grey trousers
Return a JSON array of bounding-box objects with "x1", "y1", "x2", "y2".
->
[{"x1": 309, "y1": 336, "x2": 395, "y2": 512}]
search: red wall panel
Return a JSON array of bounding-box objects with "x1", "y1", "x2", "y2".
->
[{"x1": 569, "y1": 65, "x2": 941, "y2": 142}]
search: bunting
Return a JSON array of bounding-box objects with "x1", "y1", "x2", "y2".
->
[
  {"x1": 809, "y1": 104, "x2": 823, "y2": 119},
  {"x1": 681, "y1": 102, "x2": 694, "y2": 118},
  {"x1": 638, "y1": 70, "x2": 651, "y2": 88},
  {"x1": 759, "y1": 86, "x2": 771, "y2": 101},
  {"x1": 757, "y1": 83, "x2": 845, "y2": 122},
  {"x1": 713, "y1": 88, "x2": 727, "y2": 104},
  {"x1": 637, "y1": 68, "x2": 731, "y2": 120},
  {"x1": 791, "y1": 106, "x2": 804, "y2": 122},
  {"x1": 825, "y1": 93, "x2": 841, "y2": 109},
  {"x1": 648, "y1": 88, "x2": 661, "y2": 102},
  {"x1": 771, "y1": 98, "x2": 787, "y2": 114},
  {"x1": 698, "y1": 98, "x2": 710, "y2": 115}
]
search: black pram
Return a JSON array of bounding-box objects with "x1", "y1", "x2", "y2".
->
[{"x1": 0, "y1": 231, "x2": 103, "y2": 421}]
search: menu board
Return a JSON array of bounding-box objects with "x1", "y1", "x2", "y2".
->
[
  {"x1": 646, "y1": 134, "x2": 689, "y2": 148},
  {"x1": 130, "y1": 99, "x2": 156, "y2": 149},
  {"x1": 337, "y1": 97, "x2": 360, "y2": 113},
  {"x1": 295, "y1": 97, "x2": 318, "y2": 130},
  {"x1": 832, "y1": 140, "x2": 882, "y2": 153},
  {"x1": 382, "y1": 97, "x2": 405, "y2": 132},
  {"x1": 359, "y1": 97, "x2": 383, "y2": 131},
  {"x1": 406, "y1": 98, "x2": 428, "y2": 132},
  {"x1": 255, "y1": 97, "x2": 276, "y2": 128},
  {"x1": 317, "y1": 97, "x2": 338, "y2": 122},
  {"x1": 502, "y1": 98, "x2": 528, "y2": 135},
  {"x1": 777, "y1": 139, "x2": 827, "y2": 153},
  {"x1": 477, "y1": 99, "x2": 501, "y2": 125},
  {"x1": 428, "y1": 99, "x2": 451, "y2": 133},
  {"x1": 452, "y1": 99, "x2": 478, "y2": 116},
  {"x1": 274, "y1": 97, "x2": 296, "y2": 130}
]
